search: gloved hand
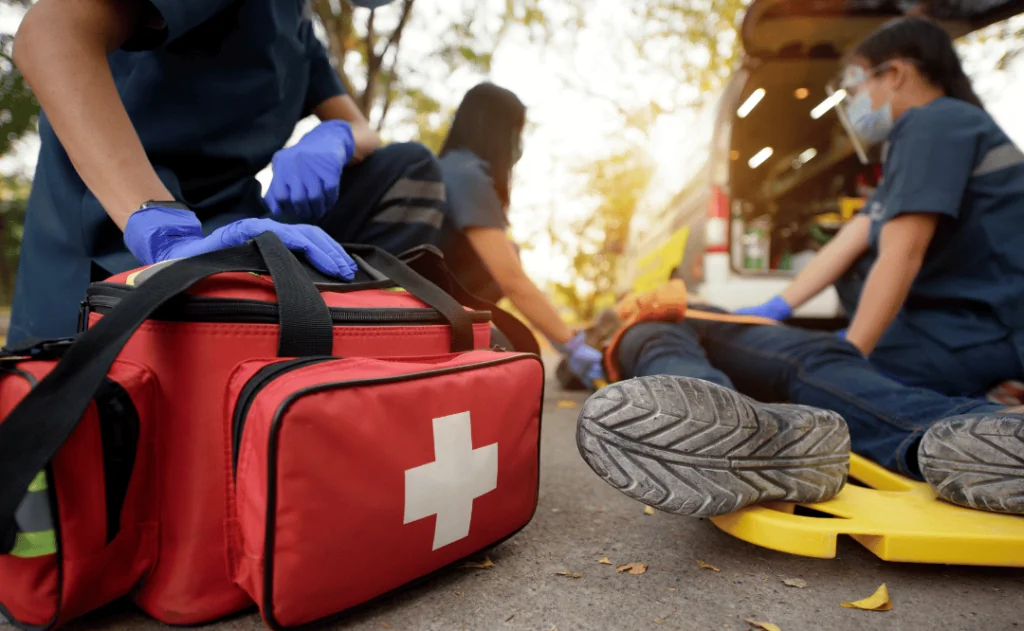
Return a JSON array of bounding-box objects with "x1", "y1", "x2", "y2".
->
[
  {"x1": 124, "y1": 206, "x2": 356, "y2": 280},
  {"x1": 559, "y1": 332, "x2": 606, "y2": 389},
  {"x1": 733, "y1": 295, "x2": 793, "y2": 321},
  {"x1": 264, "y1": 120, "x2": 356, "y2": 221}
]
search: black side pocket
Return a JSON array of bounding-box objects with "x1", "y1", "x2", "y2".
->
[{"x1": 94, "y1": 379, "x2": 140, "y2": 545}]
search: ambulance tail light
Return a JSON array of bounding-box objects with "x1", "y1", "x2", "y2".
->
[{"x1": 705, "y1": 186, "x2": 730, "y2": 254}]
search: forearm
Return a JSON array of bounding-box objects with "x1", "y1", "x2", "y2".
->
[
  {"x1": 846, "y1": 253, "x2": 920, "y2": 355},
  {"x1": 502, "y1": 276, "x2": 575, "y2": 345},
  {"x1": 15, "y1": 0, "x2": 172, "y2": 230},
  {"x1": 782, "y1": 216, "x2": 870, "y2": 308},
  {"x1": 312, "y1": 95, "x2": 380, "y2": 162}
]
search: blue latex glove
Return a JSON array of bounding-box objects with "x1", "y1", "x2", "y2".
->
[
  {"x1": 836, "y1": 329, "x2": 848, "y2": 339},
  {"x1": 124, "y1": 206, "x2": 356, "y2": 280},
  {"x1": 559, "y1": 332, "x2": 606, "y2": 389},
  {"x1": 264, "y1": 120, "x2": 355, "y2": 221},
  {"x1": 733, "y1": 295, "x2": 793, "y2": 321}
]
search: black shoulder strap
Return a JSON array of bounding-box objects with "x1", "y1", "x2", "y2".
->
[
  {"x1": 345, "y1": 244, "x2": 475, "y2": 353},
  {"x1": 0, "y1": 233, "x2": 332, "y2": 543},
  {"x1": 401, "y1": 249, "x2": 541, "y2": 357}
]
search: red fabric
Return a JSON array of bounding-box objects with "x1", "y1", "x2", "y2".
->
[
  {"x1": 228, "y1": 352, "x2": 542, "y2": 627},
  {"x1": 0, "y1": 366, "x2": 57, "y2": 626},
  {"x1": 89, "y1": 272, "x2": 494, "y2": 624},
  {"x1": 0, "y1": 362, "x2": 158, "y2": 628},
  {"x1": 4, "y1": 267, "x2": 529, "y2": 628}
]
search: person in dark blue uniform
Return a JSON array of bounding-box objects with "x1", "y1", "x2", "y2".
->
[
  {"x1": 735, "y1": 17, "x2": 1024, "y2": 398},
  {"x1": 7, "y1": 0, "x2": 446, "y2": 345},
  {"x1": 437, "y1": 83, "x2": 604, "y2": 385}
]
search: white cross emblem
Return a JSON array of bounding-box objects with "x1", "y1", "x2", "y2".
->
[{"x1": 403, "y1": 412, "x2": 498, "y2": 550}]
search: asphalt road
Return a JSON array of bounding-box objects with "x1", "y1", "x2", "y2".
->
[{"x1": 40, "y1": 370, "x2": 1024, "y2": 631}]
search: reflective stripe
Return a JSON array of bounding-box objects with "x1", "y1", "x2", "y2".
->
[
  {"x1": 973, "y1": 143, "x2": 1024, "y2": 177},
  {"x1": 380, "y1": 179, "x2": 447, "y2": 204},
  {"x1": 15, "y1": 488, "x2": 54, "y2": 533},
  {"x1": 10, "y1": 530, "x2": 57, "y2": 558},
  {"x1": 27, "y1": 470, "x2": 47, "y2": 493},
  {"x1": 373, "y1": 205, "x2": 445, "y2": 229},
  {"x1": 8, "y1": 469, "x2": 57, "y2": 558}
]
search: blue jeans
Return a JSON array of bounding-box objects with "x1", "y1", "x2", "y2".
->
[{"x1": 615, "y1": 317, "x2": 1002, "y2": 479}]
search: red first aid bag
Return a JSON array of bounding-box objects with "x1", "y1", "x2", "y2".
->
[{"x1": 0, "y1": 233, "x2": 543, "y2": 629}]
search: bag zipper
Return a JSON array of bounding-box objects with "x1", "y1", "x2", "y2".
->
[
  {"x1": 231, "y1": 357, "x2": 335, "y2": 476},
  {"x1": 85, "y1": 293, "x2": 491, "y2": 326}
]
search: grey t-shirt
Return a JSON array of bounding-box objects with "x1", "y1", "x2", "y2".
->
[{"x1": 438, "y1": 149, "x2": 510, "y2": 302}]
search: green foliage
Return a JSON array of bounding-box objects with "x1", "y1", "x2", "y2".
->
[
  {"x1": 551, "y1": 146, "x2": 654, "y2": 322},
  {"x1": 0, "y1": 176, "x2": 29, "y2": 305},
  {"x1": 635, "y1": 0, "x2": 750, "y2": 101},
  {"x1": 311, "y1": 0, "x2": 580, "y2": 141},
  {"x1": 0, "y1": 33, "x2": 39, "y2": 156}
]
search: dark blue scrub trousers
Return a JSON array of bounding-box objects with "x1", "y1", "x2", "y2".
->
[
  {"x1": 834, "y1": 256, "x2": 1023, "y2": 398},
  {"x1": 615, "y1": 313, "x2": 1002, "y2": 479},
  {"x1": 319, "y1": 142, "x2": 447, "y2": 255}
]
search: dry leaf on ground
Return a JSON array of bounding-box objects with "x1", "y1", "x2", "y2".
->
[
  {"x1": 782, "y1": 578, "x2": 807, "y2": 589},
  {"x1": 556, "y1": 400, "x2": 578, "y2": 409},
  {"x1": 462, "y1": 557, "x2": 494, "y2": 570},
  {"x1": 616, "y1": 562, "x2": 648, "y2": 575},
  {"x1": 555, "y1": 571, "x2": 583, "y2": 579},
  {"x1": 743, "y1": 619, "x2": 782, "y2": 631},
  {"x1": 380, "y1": 623, "x2": 391, "y2": 629},
  {"x1": 598, "y1": 557, "x2": 612, "y2": 565},
  {"x1": 505, "y1": 614, "x2": 515, "y2": 622},
  {"x1": 644, "y1": 506, "x2": 656, "y2": 516},
  {"x1": 841, "y1": 583, "x2": 893, "y2": 611},
  {"x1": 697, "y1": 560, "x2": 720, "y2": 572}
]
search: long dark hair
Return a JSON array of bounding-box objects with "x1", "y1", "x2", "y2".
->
[
  {"x1": 440, "y1": 83, "x2": 526, "y2": 206},
  {"x1": 854, "y1": 16, "x2": 984, "y2": 108}
]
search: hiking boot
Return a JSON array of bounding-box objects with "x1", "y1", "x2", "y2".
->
[
  {"x1": 918, "y1": 414, "x2": 1024, "y2": 515},
  {"x1": 576, "y1": 376, "x2": 851, "y2": 518}
]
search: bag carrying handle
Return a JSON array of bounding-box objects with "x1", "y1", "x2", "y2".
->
[
  {"x1": 401, "y1": 249, "x2": 541, "y2": 357},
  {"x1": 0, "y1": 232, "x2": 332, "y2": 549},
  {"x1": 344, "y1": 243, "x2": 476, "y2": 353}
]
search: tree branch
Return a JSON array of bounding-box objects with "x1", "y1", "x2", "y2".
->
[
  {"x1": 312, "y1": 0, "x2": 359, "y2": 101},
  {"x1": 373, "y1": 0, "x2": 415, "y2": 126},
  {"x1": 376, "y1": 70, "x2": 397, "y2": 131},
  {"x1": 361, "y1": 9, "x2": 379, "y2": 113},
  {"x1": 381, "y1": 0, "x2": 415, "y2": 60}
]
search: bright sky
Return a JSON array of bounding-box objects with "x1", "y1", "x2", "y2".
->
[{"x1": 2, "y1": 3, "x2": 1023, "y2": 288}]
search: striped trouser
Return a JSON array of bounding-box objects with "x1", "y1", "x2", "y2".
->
[
  {"x1": 319, "y1": 142, "x2": 448, "y2": 256},
  {"x1": 8, "y1": 470, "x2": 57, "y2": 558}
]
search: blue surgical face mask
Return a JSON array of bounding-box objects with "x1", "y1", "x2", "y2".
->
[{"x1": 846, "y1": 90, "x2": 894, "y2": 145}]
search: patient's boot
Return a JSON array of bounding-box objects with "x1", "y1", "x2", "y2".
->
[
  {"x1": 918, "y1": 414, "x2": 1024, "y2": 515},
  {"x1": 576, "y1": 376, "x2": 851, "y2": 518}
]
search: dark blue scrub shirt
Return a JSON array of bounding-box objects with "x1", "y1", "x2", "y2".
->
[
  {"x1": 861, "y1": 96, "x2": 1024, "y2": 364},
  {"x1": 8, "y1": 0, "x2": 345, "y2": 344},
  {"x1": 437, "y1": 149, "x2": 510, "y2": 303}
]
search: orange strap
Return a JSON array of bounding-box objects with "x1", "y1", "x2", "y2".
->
[
  {"x1": 685, "y1": 309, "x2": 778, "y2": 327},
  {"x1": 601, "y1": 281, "x2": 780, "y2": 383}
]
